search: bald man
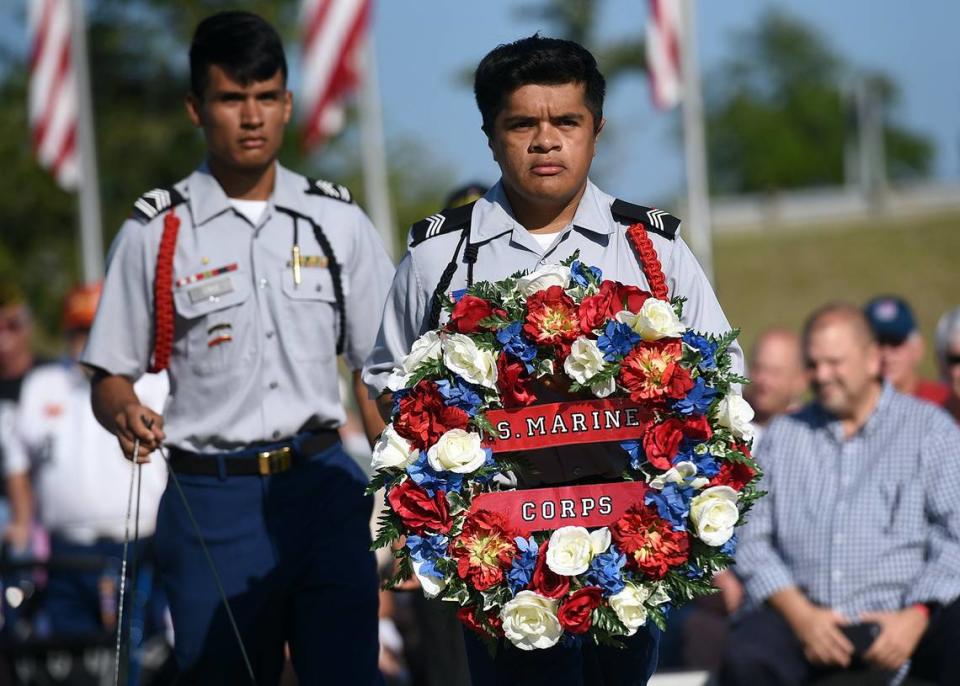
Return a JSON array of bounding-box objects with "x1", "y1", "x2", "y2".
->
[
  {"x1": 722, "y1": 304, "x2": 960, "y2": 686},
  {"x1": 744, "y1": 328, "x2": 807, "y2": 445}
]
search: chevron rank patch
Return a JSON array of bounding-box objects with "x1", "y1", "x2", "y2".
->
[
  {"x1": 131, "y1": 186, "x2": 187, "y2": 224},
  {"x1": 610, "y1": 199, "x2": 680, "y2": 240},
  {"x1": 409, "y1": 201, "x2": 476, "y2": 246},
  {"x1": 305, "y1": 178, "x2": 354, "y2": 204}
]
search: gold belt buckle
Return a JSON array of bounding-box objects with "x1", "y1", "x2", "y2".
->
[{"x1": 258, "y1": 446, "x2": 293, "y2": 476}]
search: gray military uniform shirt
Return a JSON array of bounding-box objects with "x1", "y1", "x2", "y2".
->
[
  {"x1": 362, "y1": 179, "x2": 742, "y2": 484},
  {"x1": 83, "y1": 162, "x2": 394, "y2": 453}
]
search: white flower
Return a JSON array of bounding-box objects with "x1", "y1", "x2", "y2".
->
[
  {"x1": 370, "y1": 424, "x2": 418, "y2": 471},
  {"x1": 609, "y1": 583, "x2": 652, "y2": 635},
  {"x1": 441, "y1": 333, "x2": 498, "y2": 389},
  {"x1": 500, "y1": 591, "x2": 562, "y2": 651},
  {"x1": 617, "y1": 298, "x2": 685, "y2": 341},
  {"x1": 426, "y1": 428, "x2": 488, "y2": 474},
  {"x1": 716, "y1": 394, "x2": 756, "y2": 441},
  {"x1": 516, "y1": 265, "x2": 571, "y2": 296},
  {"x1": 689, "y1": 486, "x2": 740, "y2": 546},
  {"x1": 589, "y1": 527, "x2": 611, "y2": 556},
  {"x1": 386, "y1": 331, "x2": 443, "y2": 391},
  {"x1": 590, "y1": 376, "x2": 616, "y2": 398},
  {"x1": 563, "y1": 337, "x2": 606, "y2": 384},
  {"x1": 412, "y1": 560, "x2": 446, "y2": 599},
  {"x1": 649, "y1": 461, "x2": 698, "y2": 490},
  {"x1": 546, "y1": 526, "x2": 596, "y2": 576}
]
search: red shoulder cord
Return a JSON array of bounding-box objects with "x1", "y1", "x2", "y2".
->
[
  {"x1": 148, "y1": 209, "x2": 181, "y2": 373},
  {"x1": 626, "y1": 223, "x2": 669, "y2": 300}
]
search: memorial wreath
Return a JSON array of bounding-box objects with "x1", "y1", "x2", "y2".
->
[{"x1": 369, "y1": 254, "x2": 762, "y2": 651}]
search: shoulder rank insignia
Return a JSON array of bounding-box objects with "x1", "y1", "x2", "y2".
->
[
  {"x1": 611, "y1": 199, "x2": 680, "y2": 240},
  {"x1": 131, "y1": 186, "x2": 186, "y2": 224},
  {"x1": 306, "y1": 177, "x2": 354, "y2": 204},
  {"x1": 409, "y1": 201, "x2": 476, "y2": 247}
]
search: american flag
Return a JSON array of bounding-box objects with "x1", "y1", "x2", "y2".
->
[
  {"x1": 646, "y1": 0, "x2": 683, "y2": 110},
  {"x1": 28, "y1": 0, "x2": 79, "y2": 189},
  {"x1": 299, "y1": 0, "x2": 371, "y2": 149}
]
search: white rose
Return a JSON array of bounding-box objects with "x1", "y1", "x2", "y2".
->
[
  {"x1": 716, "y1": 394, "x2": 756, "y2": 441},
  {"x1": 563, "y1": 337, "x2": 606, "y2": 384},
  {"x1": 500, "y1": 591, "x2": 562, "y2": 651},
  {"x1": 617, "y1": 299, "x2": 685, "y2": 341},
  {"x1": 427, "y1": 428, "x2": 488, "y2": 474},
  {"x1": 589, "y1": 527, "x2": 611, "y2": 556},
  {"x1": 590, "y1": 376, "x2": 616, "y2": 398},
  {"x1": 516, "y1": 265, "x2": 571, "y2": 296},
  {"x1": 649, "y1": 461, "x2": 698, "y2": 490},
  {"x1": 441, "y1": 333, "x2": 498, "y2": 389},
  {"x1": 412, "y1": 560, "x2": 446, "y2": 599},
  {"x1": 386, "y1": 331, "x2": 443, "y2": 391},
  {"x1": 546, "y1": 526, "x2": 595, "y2": 576},
  {"x1": 608, "y1": 583, "x2": 652, "y2": 635},
  {"x1": 370, "y1": 424, "x2": 418, "y2": 471},
  {"x1": 689, "y1": 486, "x2": 740, "y2": 546}
]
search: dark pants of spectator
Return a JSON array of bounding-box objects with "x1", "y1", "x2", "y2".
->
[
  {"x1": 719, "y1": 601, "x2": 960, "y2": 686},
  {"x1": 407, "y1": 594, "x2": 471, "y2": 686},
  {"x1": 154, "y1": 443, "x2": 382, "y2": 686},
  {"x1": 463, "y1": 622, "x2": 660, "y2": 686}
]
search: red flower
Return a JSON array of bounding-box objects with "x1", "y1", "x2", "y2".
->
[
  {"x1": 450, "y1": 509, "x2": 517, "y2": 591},
  {"x1": 448, "y1": 295, "x2": 505, "y2": 334},
  {"x1": 579, "y1": 281, "x2": 653, "y2": 334},
  {"x1": 394, "y1": 381, "x2": 470, "y2": 451},
  {"x1": 614, "y1": 284, "x2": 652, "y2": 314},
  {"x1": 530, "y1": 542, "x2": 570, "y2": 599},
  {"x1": 642, "y1": 418, "x2": 686, "y2": 470},
  {"x1": 558, "y1": 587, "x2": 603, "y2": 634},
  {"x1": 619, "y1": 340, "x2": 694, "y2": 403},
  {"x1": 496, "y1": 353, "x2": 537, "y2": 408},
  {"x1": 709, "y1": 460, "x2": 757, "y2": 491},
  {"x1": 386, "y1": 479, "x2": 452, "y2": 535},
  {"x1": 457, "y1": 605, "x2": 503, "y2": 637},
  {"x1": 524, "y1": 286, "x2": 580, "y2": 347},
  {"x1": 610, "y1": 503, "x2": 690, "y2": 579},
  {"x1": 682, "y1": 415, "x2": 713, "y2": 442}
]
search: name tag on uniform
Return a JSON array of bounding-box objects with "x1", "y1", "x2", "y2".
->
[{"x1": 188, "y1": 277, "x2": 235, "y2": 303}]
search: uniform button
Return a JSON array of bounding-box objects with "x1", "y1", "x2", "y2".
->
[
  {"x1": 266, "y1": 330, "x2": 275, "y2": 339},
  {"x1": 272, "y1": 430, "x2": 281, "y2": 439},
  {"x1": 269, "y1": 381, "x2": 279, "y2": 390},
  {"x1": 259, "y1": 278, "x2": 269, "y2": 289}
]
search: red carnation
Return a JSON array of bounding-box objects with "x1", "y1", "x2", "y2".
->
[
  {"x1": 394, "y1": 381, "x2": 470, "y2": 451},
  {"x1": 496, "y1": 353, "x2": 537, "y2": 408},
  {"x1": 450, "y1": 509, "x2": 517, "y2": 591},
  {"x1": 614, "y1": 284, "x2": 652, "y2": 314},
  {"x1": 610, "y1": 503, "x2": 690, "y2": 579},
  {"x1": 386, "y1": 479, "x2": 452, "y2": 535},
  {"x1": 530, "y1": 542, "x2": 570, "y2": 599},
  {"x1": 524, "y1": 286, "x2": 580, "y2": 347},
  {"x1": 682, "y1": 415, "x2": 713, "y2": 442},
  {"x1": 578, "y1": 281, "x2": 653, "y2": 334},
  {"x1": 709, "y1": 460, "x2": 757, "y2": 491},
  {"x1": 642, "y1": 418, "x2": 686, "y2": 470},
  {"x1": 457, "y1": 605, "x2": 503, "y2": 637},
  {"x1": 558, "y1": 587, "x2": 603, "y2": 634},
  {"x1": 448, "y1": 295, "x2": 505, "y2": 334},
  {"x1": 619, "y1": 340, "x2": 694, "y2": 403}
]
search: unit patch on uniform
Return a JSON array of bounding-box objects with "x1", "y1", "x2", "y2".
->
[{"x1": 305, "y1": 178, "x2": 354, "y2": 204}]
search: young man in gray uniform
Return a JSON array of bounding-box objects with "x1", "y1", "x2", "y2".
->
[
  {"x1": 363, "y1": 35, "x2": 742, "y2": 686},
  {"x1": 82, "y1": 12, "x2": 393, "y2": 685}
]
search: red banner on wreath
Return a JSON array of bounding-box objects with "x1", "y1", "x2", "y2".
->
[
  {"x1": 470, "y1": 481, "x2": 647, "y2": 534},
  {"x1": 484, "y1": 398, "x2": 652, "y2": 453}
]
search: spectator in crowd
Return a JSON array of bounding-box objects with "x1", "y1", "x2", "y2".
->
[
  {"x1": 4, "y1": 283, "x2": 169, "y2": 643},
  {"x1": 865, "y1": 295, "x2": 949, "y2": 406},
  {"x1": 744, "y1": 327, "x2": 808, "y2": 445},
  {"x1": 721, "y1": 303, "x2": 960, "y2": 686},
  {"x1": 935, "y1": 307, "x2": 960, "y2": 424}
]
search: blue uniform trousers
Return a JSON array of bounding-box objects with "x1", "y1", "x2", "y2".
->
[
  {"x1": 463, "y1": 622, "x2": 660, "y2": 686},
  {"x1": 154, "y1": 442, "x2": 382, "y2": 685}
]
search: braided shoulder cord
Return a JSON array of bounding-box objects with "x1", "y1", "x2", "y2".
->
[
  {"x1": 427, "y1": 229, "x2": 469, "y2": 330},
  {"x1": 310, "y1": 223, "x2": 347, "y2": 355},
  {"x1": 626, "y1": 222, "x2": 669, "y2": 301},
  {"x1": 149, "y1": 209, "x2": 181, "y2": 372}
]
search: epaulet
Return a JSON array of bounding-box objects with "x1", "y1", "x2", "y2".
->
[
  {"x1": 305, "y1": 177, "x2": 354, "y2": 204},
  {"x1": 409, "y1": 201, "x2": 476, "y2": 247},
  {"x1": 611, "y1": 199, "x2": 679, "y2": 240},
  {"x1": 130, "y1": 186, "x2": 187, "y2": 224}
]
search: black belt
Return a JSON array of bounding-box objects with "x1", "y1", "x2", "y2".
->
[{"x1": 168, "y1": 429, "x2": 340, "y2": 477}]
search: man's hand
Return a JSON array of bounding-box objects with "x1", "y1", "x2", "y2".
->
[
  {"x1": 3, "y1": 522, "x2": 31, "y2": 552},
  {"x1": 713, "y1": 569, "x2": 744, "y2": 615},
  {"x1": 861, "y1": 606, "x2": 928, "y2": 671},
  {"x1": 114, "y1": 403, "x2": 165, "y2": 462},
  {"x1": 770, "y1": 587, "x2": 853, "y2": 667}
]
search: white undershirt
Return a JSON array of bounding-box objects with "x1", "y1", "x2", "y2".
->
[
  {"x1": 229, "y1": 198, "x2": 268, "y2": 225},
  {"x1": 530, "y1": 231, "x2": 562, "y2": 250}
]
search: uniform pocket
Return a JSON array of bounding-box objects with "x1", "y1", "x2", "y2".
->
[{"x1": 280, "y1": 266, "x2": 344, "y2": 362}]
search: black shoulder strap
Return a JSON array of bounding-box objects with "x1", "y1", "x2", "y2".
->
[
  {"x1": 610, "y1": 199, "x2": 679, "y2": 240},
  {"x1": 410, "y1": 201, "x2": 476, "y2": 247},
  {"x1": 305, "y1": 177, "x2": 355, "y2": 204},
  {"x1": 131, "y1": 186, "x2": 186, "y2": 224}
]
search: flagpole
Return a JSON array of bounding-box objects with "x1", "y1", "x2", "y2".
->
[
  {"x1": 71, "y1": 0, "x2": 104, "y2": 282},
  {"x1": 358, "y1": 37, "x2": 396, "y2": 259},
  {"x1": 679, "y1": 0, "x2": 714, "y2": 283}
]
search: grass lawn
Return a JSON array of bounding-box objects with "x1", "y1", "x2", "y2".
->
[{"x1": 713, "y1": 212, "x2": 960, "y2": 378}]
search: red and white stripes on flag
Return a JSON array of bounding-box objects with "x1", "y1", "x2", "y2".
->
[
  {"x1": 28, "y1": 0, "x2": 79, "y2": 190},
  {"x1": 299, "y1": 0, "x2": 371, "y2": 149},
  {"x1": 646, "y1": 0, "x2": 683, "y2": 110}
]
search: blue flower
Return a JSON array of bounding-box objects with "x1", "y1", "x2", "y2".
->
[
  {"x1": 685, "y1": 561, "x2": 704, "y2": 579},
  {"x1": 586, "y1": 545, "x2": 627, "y2": 595},
  {"x1": 598, "y1": 321, "x2": 641, "y2": 361},
  {"x1": 391, "y1": 388, "x2": 410, "y2": 417},
  {"x1": 645, "y1": 483, "x2": 695, "y2": 531},
  {"x1": 570, "y1": 260, "x2": 602, "y2": 288},
  {"x1": 507, "y1": 536, "x2": 539, "y2": 594},
  {"x1": 621, "y1": 440, "x2": 644, "y2": 471},
  {"x1": 436, "y1": 377, "x2": 484, "y2": 414},
  {"x1": 496, "y1": 322, "x2": 538, "y2": 372},
  {"x1": 407, "y1": 451, "x2": 464, "y2": 495},
  {"x1": 673, "y1": 376, "x2": 718, "y2": 416},
  {"x1": 675, "y1": 446, "x2": 720, "y2": 478},
  {"x1": 682, "y1": 331, "x2": 718, "y2": 372},
  {"x1": 720, "y1": 534, "x2": 737, "y2": 557},
  {"x1": 406, "y1": 533, "x2": 449, "y2": 578},
  {"x1": 451, "y1": 288, "x2": 468, "y2": 303}
]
